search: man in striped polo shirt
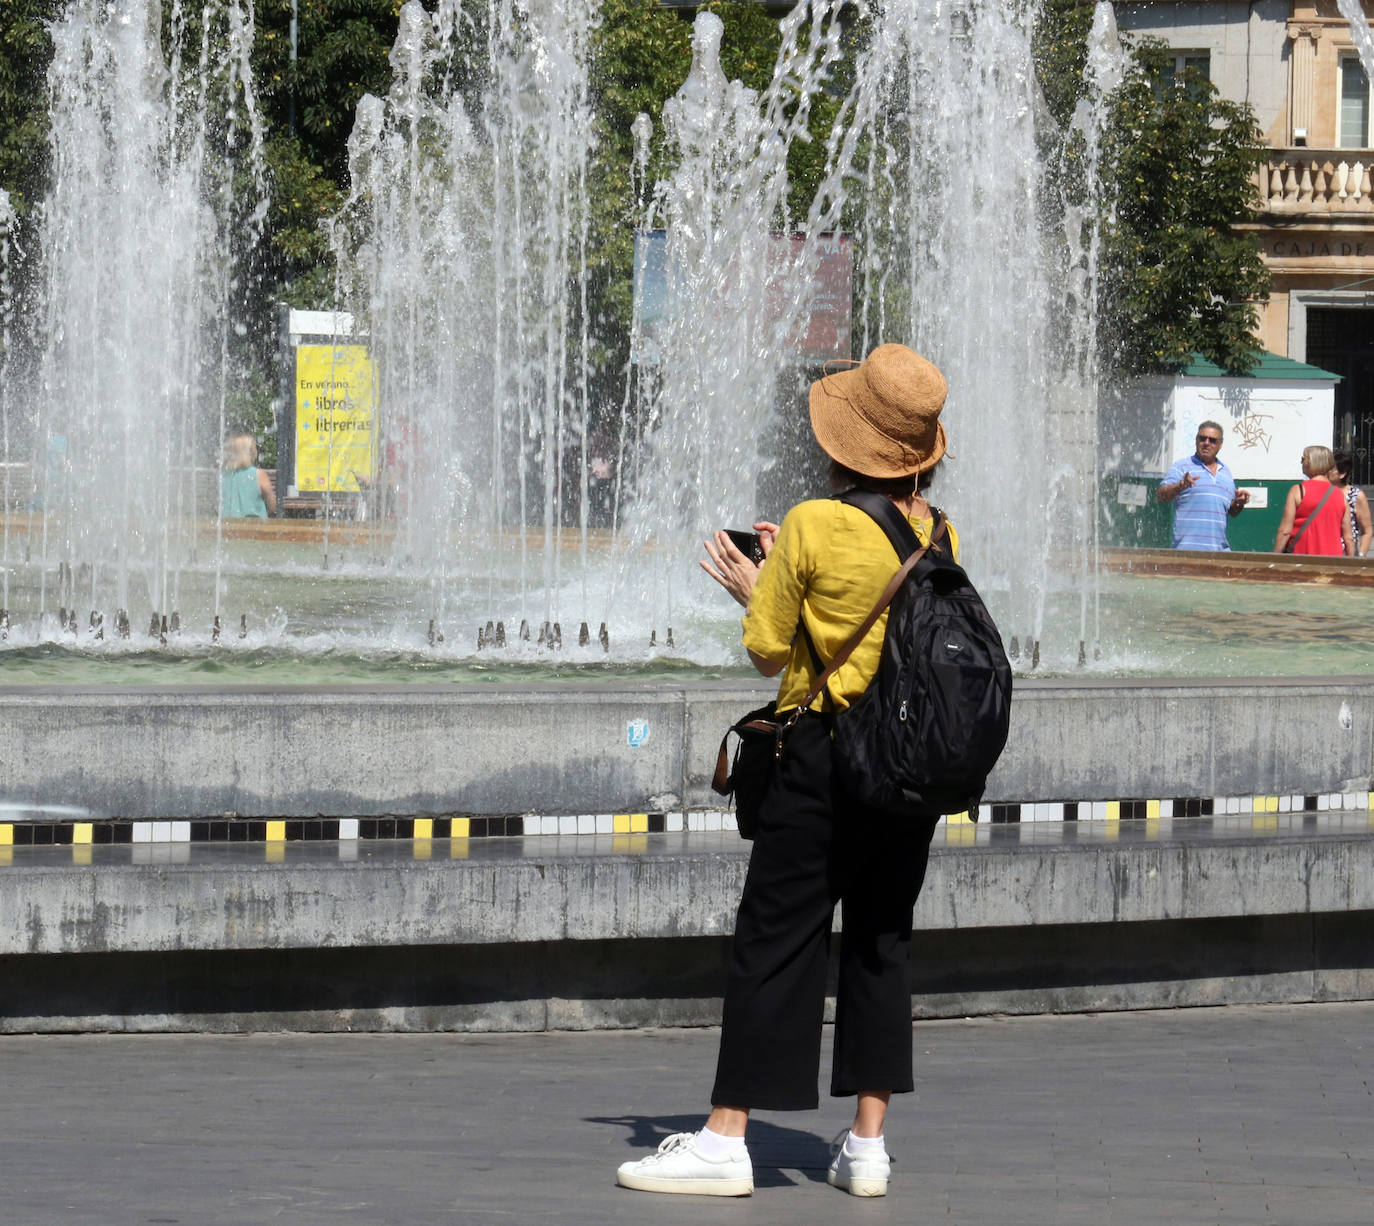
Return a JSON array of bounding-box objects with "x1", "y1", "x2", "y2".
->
[{"x1": 1155, "y1": 421, "x2": 1249, "y2": 550}]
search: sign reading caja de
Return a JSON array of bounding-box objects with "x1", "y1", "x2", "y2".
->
[{"x1": 294, "y1": 345, "x2": 376, "y2": 493}]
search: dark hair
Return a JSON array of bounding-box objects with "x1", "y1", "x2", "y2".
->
[
  {"x1": 827, "y1": 458, "x2": 937, "y2": 497},
  {"x1": 1332, "y1": 449, "x2": 1354, "y2": 483}
]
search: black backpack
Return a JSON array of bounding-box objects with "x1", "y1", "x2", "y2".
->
[{"x1": 805, "y1": 490, "x2": 1013, "y2": 820}]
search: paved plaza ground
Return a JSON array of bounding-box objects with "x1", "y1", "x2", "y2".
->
[{"x1": 1, "y1": 1002, "x2": 1370, "y2": 1225}]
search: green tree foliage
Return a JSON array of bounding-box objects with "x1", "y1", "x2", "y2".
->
[
  {"x1": 1035, "y1": 3, "x2": 1270, "y2": 377},
  {"x1": 0, "y1": 0, "x2": 59, "y2": 219},
  {"x1": 1101, "y1": 39, "x2": 1269, "y2": 376}
]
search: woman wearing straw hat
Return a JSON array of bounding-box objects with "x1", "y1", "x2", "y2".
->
[{"x1": 615, "y1": 343, "x2": 959, "y2": 1200}]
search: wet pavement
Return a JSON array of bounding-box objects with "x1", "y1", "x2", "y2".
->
[{"x1": 1, "y1": 1001, "x2": 1370, "y2": 1224}]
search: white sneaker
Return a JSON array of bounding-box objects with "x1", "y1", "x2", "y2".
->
[
  {"x1": 827, "y1": 1132, "x2": 890, "y2": 1197},
  {"x1": 616, "y1": 1131, "x2": 754, "y2": 1196}
]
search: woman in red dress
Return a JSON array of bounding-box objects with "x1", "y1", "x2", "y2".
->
[{"x1": 1273, "y1": 445, "x2": 1354, "y2": 556}]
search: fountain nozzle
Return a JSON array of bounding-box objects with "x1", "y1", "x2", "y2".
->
[
  {"x1": 239, "y1": 614, "x2": 247, "y2": 640},
  {"x1": 599, "y1": 622, "x2": 609, "y2": 652},
  {"x1": 578, "y1": 621, "x2": 589, "y2": 647},
  {"x1": 494, "y1": 621, "x2": 506, "y2": 648},
  {"x1": 212, "y1": 615, "x2": 221, "y2": 644}
]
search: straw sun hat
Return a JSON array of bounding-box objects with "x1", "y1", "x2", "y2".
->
[{"x1": 808, "y1": 343, "x2": 948, "y2": 479}]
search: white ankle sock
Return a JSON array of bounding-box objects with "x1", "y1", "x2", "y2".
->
[
  {"x1": 845, "y1": 1131, "x2": 886, "y2": 1154},
  {"x1": 696, "y1": 1125, "x2": 747, "y2": 1160}
]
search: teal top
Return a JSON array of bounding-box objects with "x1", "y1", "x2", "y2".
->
[{"x1": 221, "y1": 467, "x2": 268, "y2": 518}]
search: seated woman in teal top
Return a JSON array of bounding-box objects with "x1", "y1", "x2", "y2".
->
[{"x1": 220, "y1": 433, "x2": 277, "y2": 518}]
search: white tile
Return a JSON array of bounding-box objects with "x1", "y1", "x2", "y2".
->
[
  {"x1": 977, "y1": 804, "x2": 992, "y2": 822},
  {"x1": 1317, "y1": 793, "x2": 1331, "y2": 811},
  {"x1": 171, "y1": 821, "x2": 191, "y2": 841},
  {"x1": 687, "y1": 812, "x2": 705, "y2": 831},
  {"x1": 722, "y1": 813, "x2": 737, "y2": 832},
  {"x1": 666, "y1": 812, "x2": 685, "y2": 832},
  {"x1": 152, "y1": 821, "x2": 172, "y2": 842},
  {"x1": 1158, "y1": 799, "x2": 1174, "y2": 818},
  {"x1": 1278, "y1": 795, "x2": 1291, "y2": 813},
  {"x1": 338, "y1": 818, "x2": 359, "y2": 840},
  {"x1": 558, "y1": 815, "x2": 578, "y2": 836},
  {"x1": 576, "y1": 814, "x2": 595, "y2": 835},
  {"x1": 705, "y1": 811, "x2": 723, "y2": 831},
  {"x1": 1090, "y1": 801, "x2": 1108, "y2": 822},
  {"x1": 132, "y1": 823, "x2": 153, "y2": 844},
  {"x1": 595, "y1": 813, "x2": 613, "y2": 834}
]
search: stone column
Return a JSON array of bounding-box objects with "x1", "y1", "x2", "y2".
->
[{"x1": 1288, "y1": 24, "x2": 1320, "y2": 143}]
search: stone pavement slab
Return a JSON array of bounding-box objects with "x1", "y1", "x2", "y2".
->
[{"x1": 1, "y1": 1002, "x2": 1371, "y2": 1224}]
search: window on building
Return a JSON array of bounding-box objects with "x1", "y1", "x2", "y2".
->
[
  {"x1": 1340, "y1": 55, "x2": 1371, "y2": 148},
  {"x1": 1160, "y1": 50, "x2": 1211, "y2": 93}
]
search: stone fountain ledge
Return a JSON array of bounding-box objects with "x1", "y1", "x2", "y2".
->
[
  {"x1": 2, "y1": 676, "x2": 1373, "y2": 821},
  {"x1": 1, "y1": 815, "x2": 1371, "y2": 1032}
]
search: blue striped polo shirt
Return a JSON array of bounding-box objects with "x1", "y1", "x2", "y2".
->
[{"x1": 1163, "y1": 455, "x2": 1237, "y2": 550}]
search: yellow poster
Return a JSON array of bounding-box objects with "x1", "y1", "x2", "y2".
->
[{"x1": 294, "y1": 344, "x2": 376, "y2": 494}]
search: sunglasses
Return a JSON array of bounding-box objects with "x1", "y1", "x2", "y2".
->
[{"x1": 1196, "y1": 435, "x2": 1221, "y2": 445}]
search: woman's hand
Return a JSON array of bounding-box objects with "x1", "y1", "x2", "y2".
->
[
  {"x1": 701, "y1": 528, "x2": 767, "y2": 607},
  {"x1": 755, "y1": 520, "x2": 780, "y2": 558}
]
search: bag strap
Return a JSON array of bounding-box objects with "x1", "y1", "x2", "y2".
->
[
  {"x1": 788, "y1": 492, "x2": 942, "y2": 723},
  {"x1": 1290, "y1": 480, "x2": 1336, "y2": 550}
]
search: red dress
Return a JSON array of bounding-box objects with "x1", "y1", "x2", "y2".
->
[{"x1": 1290, "y1": 480, "x2": 1347, "y2": 555}]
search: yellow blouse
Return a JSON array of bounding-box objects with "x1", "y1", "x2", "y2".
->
[{"x1": 741, "y1": 498, "x2": 960, "y2": 714}]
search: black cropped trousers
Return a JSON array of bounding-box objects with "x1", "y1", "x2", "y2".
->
[{"x1": 711, "y1": 714, "x2": 940, "y2": 1111}]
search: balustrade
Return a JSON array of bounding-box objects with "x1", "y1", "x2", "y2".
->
[{"x1": 1258, "y1": 148, "x2": 1374, "y2": 212}]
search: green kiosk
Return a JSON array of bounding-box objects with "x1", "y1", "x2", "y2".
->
[{"x1": 1101, "y1": 351, "x2": 1342, "y2": 552}]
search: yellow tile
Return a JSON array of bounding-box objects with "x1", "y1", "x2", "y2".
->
[
  {"x1": 72, "y1": 845, "x2": 92, "y2": 866},
  {"x1": 413, "y1": 818, "x2": 433, "y2": 840},
  {"x1": 265, "y1": 842, "x2": 285, "y2": 863},
  {"x1": 945, "y1": 811, "x2": 972, "y2": 824},
  {"x1": 1146, "y1": 800, "x2": 1161, "y2": 820},
  {"x1": 612, "y1": 834, "x2": 648, "y2": 854},
  {"x1": 73, "y1": 823, "x2": 94, "y2": 845},
  {"x1": 630, "y1": 813, "x2": 648, "y2": 833},
  {"x1": 413, "y1": 838, "x2": 433, "y2": 861},
  {"x1": 1367, "y1": 792, "x2": 1373, "y2": 812},
  {"x1": 944, "y1": 823, "x2": 976, "y2": 845},
  {"x1": 613, "y1": 814, "x2": 631, "y2": 834},
  {"x1": 1106, "y1": 801, "x2": 1120, "y2": 821},
  {"x1": 266, "y1": 820, "x2": 286, "y2": 842},
  {"x1": 0, "y1": 824, "x2": 12, "y2": 846},
  {"x1": 451, "y1": 817, "x2": 470, "y2": 839}
]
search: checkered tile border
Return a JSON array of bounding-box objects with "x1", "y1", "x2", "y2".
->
[{"x1": 1, "y1": 791, "x2": 1370, "y2": 847}]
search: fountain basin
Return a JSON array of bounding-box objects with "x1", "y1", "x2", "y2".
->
[{"x1": 2, "y1": 677, "x2": 1371, "y2": 821}]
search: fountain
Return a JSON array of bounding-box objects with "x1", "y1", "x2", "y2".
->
[{"x1": 3, "y1": 0, "x2": 1374, "y2": 686}]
